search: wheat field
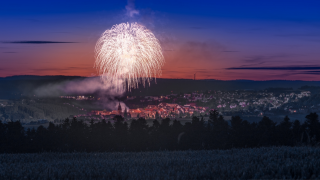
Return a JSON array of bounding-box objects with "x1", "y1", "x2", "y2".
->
[{"x1": 0, "y1": 147, "x2": 320, "y2": 179}]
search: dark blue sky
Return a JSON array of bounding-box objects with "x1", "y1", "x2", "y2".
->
[
  {"x1": 2, "y1": 0, "x2": 320, "y2": 19},
  {"x1": 1, "y1": 0, "x2": 320, "y2": 80}
]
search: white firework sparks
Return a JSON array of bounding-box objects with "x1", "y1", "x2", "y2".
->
[{"x1": 95, "y1": 22, "x2": 165, "y2": 91}]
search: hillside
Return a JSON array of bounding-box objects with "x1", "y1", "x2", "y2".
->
[{"x1": 1, "y1": 75, "x2": 320, "y2": 99}]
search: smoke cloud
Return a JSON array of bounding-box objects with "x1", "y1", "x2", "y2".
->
[
  {"x1": 126, "y1": 0, "x2": 139, "y2": 17},
  {"x1": 33, "y1": 77, "x2": 128, "y2": 111},
  {"x1": 101, "y1": 100, "x2": 129, "y2": 113},
  {"x1": 34, "y1": 77, "x2": 124, "y2": 97}
]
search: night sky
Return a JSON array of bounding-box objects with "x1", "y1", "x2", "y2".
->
[{"x1": 1, "y1": 0, "x2": 320, "y2": 80}]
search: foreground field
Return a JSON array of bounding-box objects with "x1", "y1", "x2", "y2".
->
[{"x1": 0, "y1": 147, "x2": 320, "y2": 179}]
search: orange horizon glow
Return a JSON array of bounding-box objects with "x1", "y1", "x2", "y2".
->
[{"x1": 2, "y1": 39, "x2": 320, "y2": 81}]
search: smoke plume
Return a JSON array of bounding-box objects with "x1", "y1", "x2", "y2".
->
[
  {"x1": 33, "y1": 77, "x2": 128, "y2": 111},
  {"x1": 126, "y1": 0, "x2": 139, "y2": 17},
  {"x1": 34, "y1": 77, "x2": 124, "y2": 97}
]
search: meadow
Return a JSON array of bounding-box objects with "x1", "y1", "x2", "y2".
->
[{"x1": 0, "y1": 146, "x2": 320, "y2": 179}]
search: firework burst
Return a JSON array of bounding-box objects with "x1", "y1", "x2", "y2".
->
[{"x1": 95, "y1": 22, "x2": 164, "y2": 91}]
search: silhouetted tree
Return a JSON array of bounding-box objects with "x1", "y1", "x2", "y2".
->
[
  {"x1": 292, "y1": 120, "x2": 302, "y2": 144},
  {"x1": 5, "y1": 121, "x2": 25, "y2": 152},
  {"x1": 208, "y1": 110, "x2": 229, "y2": 149},
  {"x1": 186, "y1": 112, "x2": 191, "y2": 119},
  {"x1": 231, "y1": 116, "x2": 245, "y2": 148},
  {"x1": 0, "y1": 121, "x2": 6, "y2": 152},
  {"x1": 305, "y1": 112, "x2": 320, "y2": 142},
  {"x1": 257, "y1": 116, "x2": 276, "y2": 146},
  {"x1": 129, "y1": 117, "x2": 149, "y2": 151},
  {"x1": 149, "y1": 119, "x2": 160, "y2": 150},
  {"x1": 276, "y1": 115, "x2": 293, "y2": 146},
  {"x1": 155, "y1": 111, "x2": 160, "y2": 119},
  {"x1": 187, "y1": 116, "x2": 205, "y2": 149},
  {"x1": 34, "y1": 125, "x2": 48, "y2": 151},
  {"x1": 1, "y1": 112, "x2": 320, "y2": 153},
  {"x1": 25, "y1": 128, "x2": 36, "y2": 152},
  {"x1": 172, "y1": 119, "x2": 183, "y2": 149},
  {"x1": 124, "y1": 108, "x2": 128, "y2": 119},
  {"x1": 113, "y1": 115, "x2": 128, "y2": 151},
  {"x1": 158, "y1": 118, "x2": 171, "y2": 150}
]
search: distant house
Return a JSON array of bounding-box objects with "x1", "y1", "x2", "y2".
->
[
  {"x1": 146, "y1": 105, "x2": 155, "y2": 109},
  {"x1": 158, "y1": 103, "x2": 167, "y2": 107},
  {"x1": 289, "y1": 109, "x2": 297, "y2": 113},
  {"x1": 185, "y1": 103, "x2": 196, "y2": 107},
  {"x1": 230, "y1": 104, "x2": 237, "y2": 109}
]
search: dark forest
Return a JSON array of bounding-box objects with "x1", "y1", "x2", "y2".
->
[{"x1": 1, "y1": 110, "x2": 319, "y2": 153}]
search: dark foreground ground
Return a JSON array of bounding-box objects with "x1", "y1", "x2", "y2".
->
[{"x1": 0, "y1": 146, "x2": 319, "y2": 179}]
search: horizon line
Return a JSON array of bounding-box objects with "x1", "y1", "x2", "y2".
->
[{"x1": 1, "y1": 75, "x2": 320, "y2": 82}]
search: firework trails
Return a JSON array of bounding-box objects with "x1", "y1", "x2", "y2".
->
[{"x1": 95, "y1": 22, "x2": 165, "y2": 91}]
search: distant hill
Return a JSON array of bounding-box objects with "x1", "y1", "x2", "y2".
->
[
  {"x1": 1, "y1": 75, "x2": 320, "y2": 99},
  {"x1": 130, "y1": 79, "x2": 320, "y2": 96},
  {"x1": 0, "y1": 75, "x2": 84, "y2": 99},
  {"x1": 0, "y1": 75, "x2": 82, "y2": 81}
]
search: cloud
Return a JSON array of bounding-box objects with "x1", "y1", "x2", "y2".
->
[
  {"x1": 162, "y1": 70, "x2": 181, "y2": 73},
  {"x1": 126, "y1": 0, "x2": 139, "y2": 17},
  {"x1": 273, "y1": 70, "x2": 320, "y2": 77},
  {"x1": 242, "y1": 55, "x2": 290, "y2": 63},
  {"x1": 227, "y1": 66, "x2": 320, "y2": 70},
  {"x1": 243, "y1": 56, "x2": 265, "y2": 63},
  {"x1": 2, "y1": 41, "x2": 77, "y2": 44},
  {"x1": 161, "y1": 41, "x2": 227, "y2": 79},
  {"x1": 222, "y1": 51, "x2": 238, "y2": 53},
  {"x1": 194, "y1": 68, "x2": 208, "y2": 71},
  {"x1": 30, "y1": 67, "x2": 89, "y2": 74},
  {"x1": 275, "y1": 33, "x2": 320, "y2": 37},
  {"x1": 168, "y1": 41, "x2": 225, "y2": 63},
  {"x1": 32, "y1": 67, "x2": 87, "y2": 71},
  {"x1": 300, "y1": 71, "x2": 320, "y2": 75},
  {"x1": 240, "y1": 54, "x2": 296, "y2": 67},
  {"x1": 162, "y1": 68, "x2": 219, "y2": 78},
  {"x1": 51, "y1": 32, "x2": 72, "y2": 34}
]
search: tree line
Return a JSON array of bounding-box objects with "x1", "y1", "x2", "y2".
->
[{"x1": 0, "y1": 110, "x2": 320, "y2": 153}]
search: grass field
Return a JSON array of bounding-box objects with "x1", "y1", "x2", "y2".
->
[{"x1": 0, "y1": 146, "x2": 320, "y2": 179}]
